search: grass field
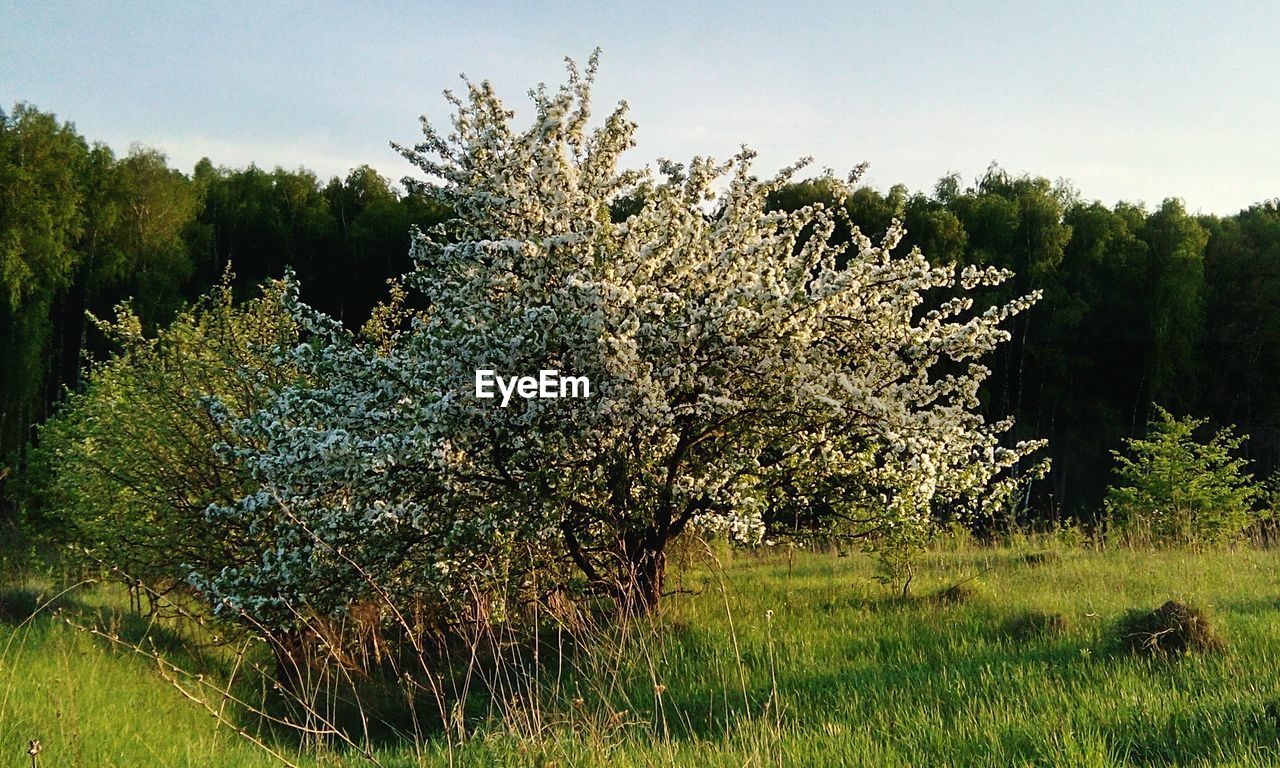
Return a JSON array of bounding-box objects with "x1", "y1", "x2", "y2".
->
[{"x1": 3, "y1": 545, "x2": 1279, "y2": 767}]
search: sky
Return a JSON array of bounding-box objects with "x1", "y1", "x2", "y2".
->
[{"x1": 3, "y1": 0, "x2": 1278, "y2": 215}]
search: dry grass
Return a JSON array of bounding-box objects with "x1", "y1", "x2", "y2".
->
[{"x1": 1116, "y1": 600, "x2": 1225, "y2": 656}]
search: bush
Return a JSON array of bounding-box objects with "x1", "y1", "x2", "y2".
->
[
  {"x1": 932, "y1": 580, "x2": 983, "y2": 605},
  {"x1": 1256, "y1": 471, "x2": 1280, "y2": 542},
  {"x1": 1019, "y1": 551, "x2": 1061, "y2": 567},
  {"x1": 1105, "y1": 406, "x2": 1260, "y2": 546},
  {"x1": 1004, "y1": 610, "x2": 1068, "y2": 641},
  {"x1": 1115, "y1": 600, "x2": 1224, "y2": 656},
  {"x1": 0, "y1": 587, "x2": 39, "y2": 623},
  {"x1": 20, "y1": 279, "x2": 298, "y2": 599}
]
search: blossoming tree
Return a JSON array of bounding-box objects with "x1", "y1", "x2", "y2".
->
[{"x1": 203, "y1": 54, "x2": 1044, "y2": 620}]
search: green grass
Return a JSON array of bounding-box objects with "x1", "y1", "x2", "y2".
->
[
  {"x1": 0, "y1": 584, "x2": 290, "y2": 767},
  {"x1": 3, "y1": 546, "x2": 1280, "y2": 766}
]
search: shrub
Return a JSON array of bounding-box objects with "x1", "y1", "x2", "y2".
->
[
  {"x1": 1256, "y1": 471, "x2": 1280, "y2": 542},
  {"x1": 0, "y1": 587, "x2": 39, "y2": 623},
  {"x1": 1104, "y1": 406, "x2": 1260, "y2": 546},
  {"x1": 1115, "y1": 600, "x2": 1224, "y2": 656},
  {"x1": 20, "y1": 279, "x2": 298, "y2": 601},
  {"x1": 1019, "y1": 551, "x2": 1061, "y2": 567},
  {"x1": 932, "y1": 580, "x2": 982, "y2": 605},
  {"x1": 1004, "y1": 610, "x2": 1068, "y2": 641}
]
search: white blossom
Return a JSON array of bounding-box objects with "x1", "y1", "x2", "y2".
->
[{"x1": 199, "y1": 53, "x2": 1044, "y2": 620}]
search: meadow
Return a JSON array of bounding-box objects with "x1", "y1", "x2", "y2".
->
[{"x1": 3, "y1": 543, "x2": 1278, "y2": 767}]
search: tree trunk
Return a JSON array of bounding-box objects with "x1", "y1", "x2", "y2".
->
[
  {"x1": 268, "y1": 629, "x2": 309, "y2": 695},
  {"x1": 617, "y1": 529, "x2": 666, "y2": 615},
  {"x1": 50, "y1": 261, "x2": 89, "y2": 405}
]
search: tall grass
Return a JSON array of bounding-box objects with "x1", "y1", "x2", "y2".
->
[{"x1": 3, "y1": 544, "x2": 1279, "y2": 766}]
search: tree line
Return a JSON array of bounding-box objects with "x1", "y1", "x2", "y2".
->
[
  {"x1": 3, "y1": 100, "x2": 1278, "y2": 524},
  {"x1": 768, "y1": 173, "x2": 1280, "y2": 521},
  {"x1": 0, "y1": 102, "x2": 448, "y2": 498}
]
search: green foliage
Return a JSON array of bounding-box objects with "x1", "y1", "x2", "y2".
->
[
  {"x1": 20, "y1": 279, "x2": 298, "y2": 589},
  {"x1": 1104, "y1": 406, "x2": 1259, "y2": 545},
  {"x1": 0, "y1": 103, "x2": 88, "y2": 464},
  {"x1": 1202, "y1": 202, "x2": 1280, "y2": 476},
  {"x1": 1140, "y1": 200, "x2": 1208, "y2": 408},
  {"x1": 191, "y1": 161, "x2": 449, "y2": 327},
  {"x1": 8, "y1": 98, "x2": 1280, "y2": 535},
  {"x1": 0, "y1": 103, "x2": 449, "y2": 511},
  {"x1": 1255, "y1": 470, "x2": 1280, "y2": 533},
  {"x1": 766, "y1": 172, "x2": 1229, "y2": 519},
  {"x1": 869, "y1": 515, "x2": 937, "y2": 597},
  {"x1": 89, "y1": 146, "x2": 200, "y2": 323},
  {"x1": 0, "y1": 104, "x2": 86, "y2": 312}
]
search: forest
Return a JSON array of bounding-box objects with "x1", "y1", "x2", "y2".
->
[{"x1": 3, "y1": 100, "x2": 1278, "y2": 525}]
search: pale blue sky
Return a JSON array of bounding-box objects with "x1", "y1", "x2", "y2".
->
[{"x1": 4, "y1": 1, "x2": 1278, "y2": 214}]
